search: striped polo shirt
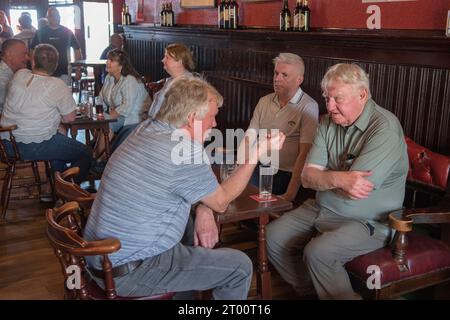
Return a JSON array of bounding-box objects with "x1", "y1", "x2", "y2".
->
[{"x1": 84, "y1": 119, "x2": 218, "y2": 268}]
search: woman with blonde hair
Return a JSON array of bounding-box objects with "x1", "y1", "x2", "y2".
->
[
  {"x1": 107, "y1": 43, "x2": 197, "y2": 157},
  {"x1": 147, "y1": 42, "x2": 196, "y2": 118}
]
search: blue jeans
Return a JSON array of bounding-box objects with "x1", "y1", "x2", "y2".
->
[
  {"x1": 11, "y1": 133, "x2": 92, "y2": 183},
  {"x1": 111, "y1": 123, "x2": 139, "y2": 153}
]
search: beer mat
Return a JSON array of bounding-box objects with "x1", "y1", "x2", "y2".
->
[{"x1": 250, "y1": 194, "x2": 279, "y2": 202}]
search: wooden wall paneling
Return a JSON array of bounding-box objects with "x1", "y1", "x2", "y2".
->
[{"x1": 123, "y1": 26, "x2": 450, "y2": 155}]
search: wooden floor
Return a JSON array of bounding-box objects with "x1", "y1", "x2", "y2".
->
[{"x1": 0, "y1": 172, "x2": 301, "y2": 300}]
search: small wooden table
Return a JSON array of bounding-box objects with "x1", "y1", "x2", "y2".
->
[
  {"x1": 214, "y1": 176, "x2": 293, "y2": 299},
  {"x1": 64, "y1": 114, "x2": 117, "y2": 161},
  {"x1": 71, "y1": 59, "x2": 106, "y2": 96}
]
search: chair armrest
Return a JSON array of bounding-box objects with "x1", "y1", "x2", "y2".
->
[
  {"x1": 388, "y1": 207, "x2": 450, "y2": 272},
  {"x1": 60, "y1": 167, "x2": 81, "y2": 181},
  {"x1": 390, "y1": 207, "x2": 450, "y2": 227},
  {"x1": 77, "y1": 238, "x2": 121, "y2": 256}
]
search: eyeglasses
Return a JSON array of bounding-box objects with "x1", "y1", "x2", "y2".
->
[{"x1": 339, "y1": 153, "x2": 356, "y2": 171}]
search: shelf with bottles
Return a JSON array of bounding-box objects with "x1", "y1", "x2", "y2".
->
[
  {"x1": 217, "y1": 0, "x2": 239, "y2": 30},
  {"x1": 280, "y1": 0, "x2": 311, "y2": 32},
  {"x1": 160, "y1": 2, "x2": 175, "y2": 27}
]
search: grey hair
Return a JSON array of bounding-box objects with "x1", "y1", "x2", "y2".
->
[
  {"x1": 33, "y1": 43, "x2": 59, "y2": 75},
  {"x1": 155, "y1": 77, "x2": 223, "y2": 128},
  {"x1": 273, "y1": 53, "x2": 305, "y2": 77},
  {"x1": 321, "y1": 63, "x2": 372, "y2": 99}
]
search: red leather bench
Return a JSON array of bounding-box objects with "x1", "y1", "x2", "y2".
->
[{"x1": 345, "y1": 137, "x2": 450, "y2": 299}]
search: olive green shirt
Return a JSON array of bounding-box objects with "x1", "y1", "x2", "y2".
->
[{"x1": 306, "y1": 99, "x2": 408, "y2": 222}]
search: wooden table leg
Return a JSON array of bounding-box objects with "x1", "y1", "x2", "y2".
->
[
  {"x1": 102, "y1": 126, "x2": 111, "y2": 161},
  {"x1": 70, "y1": 127, "x2": 78, "y2": 140},
  {"x1": 93, "y1": 66, "x2": 102, "y2": 97},
  {"x1": 257, "y1": 213, "x2": 272, "y2": 300}
]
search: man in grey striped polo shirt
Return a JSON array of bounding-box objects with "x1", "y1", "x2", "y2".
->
[{"x1": 84, "y1": 77, "x2": 286, "y2": 299}]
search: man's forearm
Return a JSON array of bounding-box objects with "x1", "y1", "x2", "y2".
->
[{"x1": 301, "y1": 166, "x2": 341, "y2": 191}]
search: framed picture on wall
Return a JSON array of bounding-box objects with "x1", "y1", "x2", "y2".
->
[{"x1": 180, "y1": 0, "x2": 216, "y2": 8}]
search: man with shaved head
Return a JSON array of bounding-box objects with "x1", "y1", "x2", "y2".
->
[
  {"x1": 30, "y1": 6, "x2": 82, "y2": 85},
  {"x1": 0, "y1": 39, "x2": 29, "y2": 113}
]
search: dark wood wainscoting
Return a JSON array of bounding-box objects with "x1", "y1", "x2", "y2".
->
[{"x1": 123, "y1": 26, "x2": 450, "y2": 155}]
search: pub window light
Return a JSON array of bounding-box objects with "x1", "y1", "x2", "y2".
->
[{"x1": 48, "y1": 0, "x2": 74, "y2": 5}]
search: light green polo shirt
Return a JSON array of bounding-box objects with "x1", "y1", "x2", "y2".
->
[
  {"x1": 248, "y1": 88, "x2": 319, "y2": 172},
  {"x1": 306, "y1": 99, "x2": 408, "y2": 222}
]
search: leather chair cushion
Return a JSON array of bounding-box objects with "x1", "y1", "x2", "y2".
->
[
  {"x1": 345, "y1": 233, "x2": 450, "y2": 286},
  {"x1": 405, "y1": 137, "x2": 450, "y2": 190},
  {"x1": 85, "y1": 278, "x2": 175, "y2": 300}
]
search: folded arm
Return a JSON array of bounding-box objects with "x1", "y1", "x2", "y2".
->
[{"x1": 302, "y1": 165, "x2": 374, "y2": 200}]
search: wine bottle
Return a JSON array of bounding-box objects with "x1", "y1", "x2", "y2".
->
[
  {"x1": 229, "y1": 0, "x2": 238, "y2": 29},
  {"x1": 160, "y1": 3, "x2": 166, "y2": 27},
  {"x1": 218, "y1": 0, "x2": 224, "y2": 29},
  {"x1": 293, "y1": 0, "x2": 302, "y2": 31},
  {"x1": 302, "y1": 0, "x2": 311, "y2": 32},
  {"x1": 224, "y1": 0, "x2": 230, "y2": 29},
  {"x1": 172, "y1": 3, "x2": 176, "y2": 26},
  {"x1": 167, "y1": 3, "x2": 174, "y2": 27},
  {"x1": 121, "y1": 4, "x2": 127, "y2": 26},
  {"x1": 279, "y1": 0, "x2": 291, "y2": 32},
  {"x1": 124, "y1": 4, "x2": 132, "y2": 25}
]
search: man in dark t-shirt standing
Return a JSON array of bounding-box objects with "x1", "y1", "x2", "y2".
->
[{"x1": 30, "y1": 6, "x2": 82, "y2": 85}]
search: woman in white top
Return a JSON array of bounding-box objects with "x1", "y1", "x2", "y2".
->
[
  {"x1": 147, "y1": 43, "x2": 196, "y2": 119},
  {"x1": 94, "y1": 49, "x2": 150, "y2": 159},
  {"x1": 0, "y1": 44, "x2": 92, "y2": 183},
  {"x1": 101, "y1": 49, "x2": 150, "y2": 128},
  {"x1": 110, "y1": 43, "x2": 197, "y2": 154}
]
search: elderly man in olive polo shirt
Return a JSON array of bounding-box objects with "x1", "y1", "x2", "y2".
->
[
  {"x1": 266, "y1": 63, "x2": 408, "y2": 299},
  {"x1": 248, "y1": 52, "x2": 319, "y2": 201}
]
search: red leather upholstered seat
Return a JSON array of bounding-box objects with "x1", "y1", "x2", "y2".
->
[
  {"x1": 345, "y1": 137, "x2": 450, "y2": 299},
  {"x1": 405, "y1": 136, "x2": 450, "y2": 190},
  {"x1": 346, "y1": 233, "x2": 450, "y2": 287}
]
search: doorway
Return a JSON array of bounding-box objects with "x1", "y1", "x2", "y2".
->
[
  {"x1": 9, "y1": 9, "x2": 38, "y2": 34},
  {"x1": 83, "y1": 2, "x2": 109, "y2": 60}
]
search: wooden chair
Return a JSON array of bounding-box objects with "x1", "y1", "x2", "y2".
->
[
  {"x1": 46, "y1": 201, "x2": 175, "y2": 300},
  {"x1": 55, "y1": 167, "x2": 95, "y2": 227},
  {"x1": 346, "y1": 203, "x2": 450, "y2": 299},
  {"x1": 142, "y1": 76, "x2": 166, "y2": 100},
  {"x1": 0, "y1": 125, "x2": 55, "y2": 222},
  {"x1": 345, "y1": 138, "x2": 450, "y2": 299}
]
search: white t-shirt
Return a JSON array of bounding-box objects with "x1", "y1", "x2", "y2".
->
[{"x1": 0, "y1": 69, "x2": 76, "y2": 144}]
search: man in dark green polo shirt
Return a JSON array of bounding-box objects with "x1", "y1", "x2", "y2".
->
[{"x1": 266, "y1": 63, "x2": 408, "y2": 299}]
